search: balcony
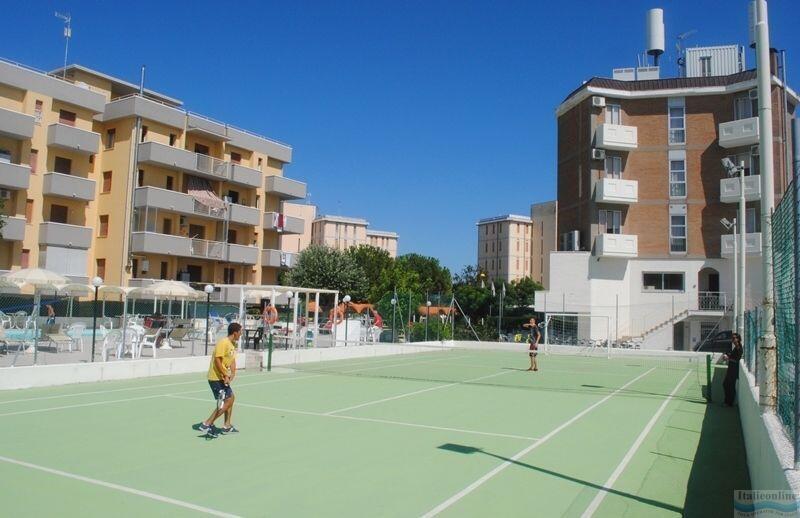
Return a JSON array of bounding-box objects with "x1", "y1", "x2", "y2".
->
[
  {"x1": 42, "y1": 173, "x2": 96, "y2": 201},
  {"x1": 720, "y1": 175, "x2": 761, "y2": 203},
  {"x1": 138, "y1": 141, "x2": 230, "y2": 182},
  {"x1": 230, "y1": 163, "x2": 262, "y2": 188},
  {"x1": 595, "y1": 124, "x2": 638, "y2": 151},
  {"x1": 39, "y1": 222, "x2": 92, "y2": 249},
  {"x1": 133, "y1": 186, "x2": 261, "y2": 227},
  {"x1": 0, "y1": 107, "x2": 35, "y2": 140},
  {"x1": 721, "y1": 232, "x2": 762, "y2": 256},
  {"x1": 0, "y1": 216, "x2": 25, "y2": 241},
  {"x1": 595, "y1": 178, "x2": 638, "y2": 204},
  {"x1": 265, "y1": 175, "x2": 307, "y2": 200},
  {"x1": 47, "y1": 123, "x2": 100, "y2": 155},
  {"x1": 263, "y1": 212, "x2": 304, "y2": 235},
  {"x1": 595, "y1": 233, "x2": 638, "y2": 258},
  {"x1": 227, "y1": 244, "x2": 259, "y2": 265},
  {"x1": 130, "y1": 232, "x2": 225, "y2": 260},
  {"x1": 228, "y1": 203, "x2": 260, "y2": 226},
  {"x1": 718, "y1": 117, "x2": 759, "y2": 148},
  {"x1": 0, "y1": 162, "x2": 31, "y2": 190},
  {"x1": 102, "y1": 95, "x2": 185, "y2": 128},
  {"x1": 262, "y1": 249, "x2": 298, "y2": 268}
]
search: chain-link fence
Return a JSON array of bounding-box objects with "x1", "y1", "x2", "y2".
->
[
  {"x1": 773, "y1": 178, "x2": 798, "y2": 436},
  {"x1": 744, "y1": 307, "x2": 760, "y2": 375}
]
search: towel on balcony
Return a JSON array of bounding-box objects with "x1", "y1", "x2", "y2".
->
[
  {"x1": 272, "y1": 213, "x2": 285, "y2": 232},
  {"x1": 186, "y1": 175, "x2": 226, "y2": 215},
  {"x1": 280, "y1": 252, "x2": 287, "y2": 267}
]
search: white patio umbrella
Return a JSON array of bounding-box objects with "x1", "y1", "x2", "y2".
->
[
  {"x1": 128, "y1": 281, "x2": 202, "y2": 350},
  {"x1": 99, "y1": 286, "x2": 134, "y2": 353},
  {"x1": 1, "y1": 268, "x2": 69, "y2": 364},
  {"x1": 57, "y1": 283, "x2": 93, "y2": 318}
]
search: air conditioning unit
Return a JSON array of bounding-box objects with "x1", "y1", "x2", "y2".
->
[
  {"x1": 0, "y1": 189, "x2": 11, "y2": 200},
  {"x1": 592, "y1": 96, "x2": 606, "y2": 107},
  {"x1": 591, "y1": 148, "x2": 606, "y2": 160}
]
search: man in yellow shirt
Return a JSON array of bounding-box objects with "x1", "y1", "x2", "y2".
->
[{"x1": 194, "y1": 322, "x2": 242, "y2": 436}]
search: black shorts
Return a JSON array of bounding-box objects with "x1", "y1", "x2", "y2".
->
[
  {"x1": 208, "y1": 380, "x2": 234, "y2": 399},
  {"x1": 529, "y1": 352, "x2": 538, "y2": 357}
]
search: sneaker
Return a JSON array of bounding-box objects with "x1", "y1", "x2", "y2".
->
[
  {"x1": 193, "y1": 422, "x2": 217, "y2": 436},
  {"x1": 221, "y1": 425, "x2": 239, "y2": 434}
]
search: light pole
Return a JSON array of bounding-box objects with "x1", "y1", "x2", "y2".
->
[
  {"x1": 722, "y1": 158, "x2": 747, "y2": 339},
  {"x1": 390, "y1": 297, "x2": 397, "y2": 343},
  {"x1": 425, "y1": 298, "x2": 431, "y2": 341},
  {"x1": 285, "y1": 291, "x2": 294, "y2": 349},
  {"x1": 90, "y1": 276, "x2": 103, "y2": 362},
  {"x1": 342, "y1": 295, "x2": 351, "y2": 346},
  {"x1": 204, "y1": 284, "x2": 214, "y2": 355},
  {"x1": 721, "y1": 218, "x2": 738, "y2": 331}
]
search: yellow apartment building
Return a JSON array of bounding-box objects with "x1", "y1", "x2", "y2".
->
[
  {"x1": 0, "y1": 58, "x2": 307, "y2": 299},
  {"x1": 310, "y1": 215, "x2": 399, "y2": 258},
  {"x1": 476, "y1": 214, "x2": 533, "y2": 283}
]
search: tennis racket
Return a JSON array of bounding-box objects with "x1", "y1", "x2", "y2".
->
[{"x1": 217, "y1": 388, "x2": 226, "y2": 410}]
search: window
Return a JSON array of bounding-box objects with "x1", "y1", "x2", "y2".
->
[
  {"x1": 34, "y1": 100, "x2": 43, "y2": 124},
  {"x1": 20, "y1": 249, "x2": 30, "y2": 269},
  {"x1": 58, "y1": 109, "x2": 76, "y2": 126},
  {"x1": 137, "y1": 169, "x2": 144, "y2": 187},
  {"x1": 102, "y1": 171, "x2": 112, "y2": 193},
  {"x1": 751, "y1": 147, "x2": 760, "y2": 176},
  {"x1": 169, "y1": 133, "x2": 177, "y2": 146},
  {"x1": 734, "y1": 91, "x2": 758, "y2": 120},
  {"x1": 194, "y1": 143, "x2": 209, "y2": 155},
  {"x1": 498, "y1": 241, "x2": 502, "y2": 252},
  {"x1": 25, "y1": 199, "x2": 33, "y2": 223},
  {"x1": 700, "y1": 322, "x2": 717, "y2": 342},
  {"x1": 98, "y1": 215, "x2": 109, "y2": 237},
  {"x1": 141, "y1": 125, "x2": 148, "y2": 142},
  {"x1": 746, "y1": 208, "x2": 758, "y2": 233},
  {"x1": 669, "y1": 159, "x2": 686, "y2": 197},
  {"x1": 643, "y1": 272, "x2": 685, "y2": 291},
  {"x1": 160, "y1": 261, "x2": 168, "y2": 280},
  {"x1": 96, "y1": 259, "x2": 106, "y2": 279},
  {"x1": 165, "y1": 176, "x2": 174, "y2": 190},
  {"x1": 605, "y1": 155, "x2": 622, "y2": 179},
  {"x1": 224, "y1": 268, "x2": 235, "y2": 285},
  {"x1": 485, "y1": 225, "x2": 488, "y2": 235},
  {"x1": 162, "y1": 219, "x2": 173, "y2": 235},
  {"x1": 485, "y1": 243, "x2": 488, "y2": 253},
  {"x1": 599, "y1": 210, "x2": 622, "y2": 234},
  {"x1": 131, "y1": 259, "x2": 139, "y2": 278},
  {"x1": 606, "y1": 104, "x2": 621, "y2": 125},
  {"x1": 29, "y1": 149, "x2": 38, "y2": 174},
  {"x1": 105, "y1": 129, "x2": 116, "y2": 149},
  {"x1": 491, "y1": 242, "x2": 495, "y2": 253},
  {"x1": 50, "y1": 204, "x2": 68, "y2": 224},
  {"x1": 227, "y1": 229, "x2": 237, "y2": 244},
  {"x1": 699, "y1": 56, "x2": 712, "y2": 77},
  {"x1": 668, "y1": 97, "x2": 685, "y2": 144},
  {"x1": 670, "y1": 214, "x2": 687, "y2": 252},
  {"x1": 257, "y1": 157, "x2": 263, "y2": 168},
  {"x1": 54, "y1": 156, "x2": 72, "y2": 174},
  {"x1": 230, "y1": 152, "x2": 241, "y2": 164}
]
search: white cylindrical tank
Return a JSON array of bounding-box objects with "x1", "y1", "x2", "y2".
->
[{"x1": 646, "y1": 8, "x2": 665, "y2": 57}]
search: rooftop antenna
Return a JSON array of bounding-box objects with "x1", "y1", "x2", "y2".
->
[
  {"x1": 675, "y1": 29, "x2": 698, "y2": 76},
  {"x1": 54, "y1": 11, "x2": 71, "y2": 79},
  {"x1": 645, "y1": 8, "x2": 665, "y2": 66}
]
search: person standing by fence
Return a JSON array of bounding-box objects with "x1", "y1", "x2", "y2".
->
[{"x1": 723, "y1": 333, "x2": 744, "y2": 406}]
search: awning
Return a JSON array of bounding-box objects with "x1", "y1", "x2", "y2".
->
[{"x1": 186, "y1": 175, "x2": 226, "y2": 212}]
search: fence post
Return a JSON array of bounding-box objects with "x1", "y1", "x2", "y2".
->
[{"x1": 706, "y1": 354, "x2": 712, "y2": 403}]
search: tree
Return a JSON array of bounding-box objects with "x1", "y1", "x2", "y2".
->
[
  {"x1": 393, "y1": 254, "x2": 452, "y2": 294},
  {"x1": 282, "y1": 245, "x2": 368, "y2": 301},
  {"x1": 346, "y1": 245, "x2": 393, "y2": 301}
]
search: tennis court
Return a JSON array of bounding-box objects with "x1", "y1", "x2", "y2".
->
[{"x1": 0, "y1": 345, "x2": 748, "y2": 517}]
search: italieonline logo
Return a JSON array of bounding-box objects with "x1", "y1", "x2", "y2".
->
[{"x1": 734, "y1": 490, "x2": 799, "y2": 517}]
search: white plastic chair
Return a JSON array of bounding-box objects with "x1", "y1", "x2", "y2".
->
[
  {"x1": 67, "y1": 323, "x2": 86, "y2": 353},
  {"x1": 138, "y1": 328, "x2": 160, "y2": 359},
  {"x1": 101, "y1": 330, "x2": 122, "y2": 362}
]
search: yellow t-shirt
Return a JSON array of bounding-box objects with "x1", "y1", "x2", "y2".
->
[{"x1": 207, "y1": 337, "x2": 236, "y2": 381}]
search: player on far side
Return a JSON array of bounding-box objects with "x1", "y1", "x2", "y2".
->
[
  {"x1": 523, "y1": 317, "x2": 540, "y2": 372},
  {"x1": 194, "y1": 322, "x2": 242, "y2": 437}
]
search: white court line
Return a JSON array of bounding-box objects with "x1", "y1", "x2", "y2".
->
[
  {"x1": 0, "y1": 454, "x2": 240, "y2": 517},
  {"x1": 421, "y1": 367, "x2": 657, "y2": 517},
  {"x1": 580, "y1": 370, "x2": 691, "y2": 518},
  {"x1": 169, "y1": 395, "x2": 538, "y2": 442},
  {"x1": 325, "y1": 370, "x2": 513, "y2": 415},
  {"x1": 0, "y1": 394, "x2": 163, "y2": 418}
]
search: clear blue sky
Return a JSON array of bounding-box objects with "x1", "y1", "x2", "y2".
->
[{"x1": 3, "y1": 1, "x2": 798, "y2": 273}]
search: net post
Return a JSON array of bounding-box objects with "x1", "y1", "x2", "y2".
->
[
  {"x1": 706, "y1": 354, "x2": 712, "y2": 402},
  {"x1": 267, "y1": 333, "x2": 274, "y2": 372}
]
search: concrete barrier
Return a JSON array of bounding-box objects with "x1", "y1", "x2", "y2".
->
[
  {"x1": 737, "y1": 362, "x2": 800, "y2": 494},
  {"x1": 0, "y1": 353, "x2": 246, "y2": 391}
]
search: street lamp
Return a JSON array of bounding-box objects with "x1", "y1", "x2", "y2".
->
[
  {"x1": 204, "y1": 284, "x2": 214, "y2": 355},
  {"x1": 90, "y1": 276, "x2": 103, "y2": 362},
  {"x1": 285, "y1": 291, "x2": 294, "y2": 349},
  {"x1": 721, "y1": 157, "x2": 747, "y2": 338},
  {"x1": 425, "y1": 299, "x2": 431, "y2": 341},
  {"x1": 342, "y1": 295, "x2": 351, "y2": 346},
  {"x1": 390, "y1": 297, "x2": 397, "y2": 343},
  {"x1": 721, "y1": 218, "x2": 738, "y2": 332}
]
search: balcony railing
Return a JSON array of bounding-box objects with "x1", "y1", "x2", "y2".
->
[
  {"x1": 720, "y1": 175, "x2": 761, "y2": 203},
  {"x1": 595, "y1": 124, "x2": 638, "y2": 151},
  {"x1": 47, "y1": 123, "x2": 101, "y2": 155},
  {"x1": 718, "y1": 117, "x2": 759, "y2": 148},
  {"x1": 192, "y1": 198, "x2": 226, "y2": 219},
  {"x1": 0, "y1": 106, "x2": 35, "y2": 140},
  {"x1": 42, "y1": 172, "x2": 96, "y2": 201},
  {"x1": 0, "y1": 216, "x2": 25, "y2": 241},
  {"x1": 698, "y1": 291, "x2": 727, "y2": 312},
  {"x1": 595, "y1": 233, "x2": 638, "y2": 258},
  {"x1": 195, "y1": 153, "x2": 229, "y2": 179},
  {"x1": 0, "y1": 162, "x2": 31, "y2": 190},
  {"x1": 721, "y1": 232, "x2": 762, "y2": 256},
  {"x1": 262, "y1": 248, "x2": 298, "y2": 268},
  {"x1": 191, "y1": 238, "x2": 225, "y2": 260},
  {"x1": 595, "y1": 178, "x2": 638, "y2": 204}
]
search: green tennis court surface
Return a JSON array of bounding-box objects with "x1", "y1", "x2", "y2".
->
[{"x1": 0, "y1": 347, "x2": 748, "y2": 517}]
